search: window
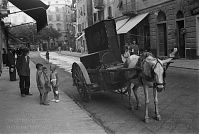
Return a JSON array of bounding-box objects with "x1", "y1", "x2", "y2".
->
[
  {"x1": 56, "y1": 14, "x2": 61, "y2": 21},
  {"x1": 48, "y1": 15, "x2": 53, "y2": 21},
  {"x1": 82, "y1": 23, "x2": 84, "y2": 30},
  {"x1": 94, "y1": 13, "x2": 97, "y2": 22},
  {"x1": 83, "y1": 5, "x2": 85, "y2": 16},
  {"x1": 117, "y1": 0, "x2": 123, "y2": 10},
  {"x1": 80, "y1": 7, "x2": 83, "y2": 16},
  {"x1": 78, "y1": 24, "x2": 82, "y2": 32},
  {"x1": 176, "y1": 10, "x2": 184, "y2": 19},
  {"x1": 157, "y1": 11, "x2": 166, "y2": 22},
  {"x1": 108, "y1": 6, "x2": 112, "y2": 18}
]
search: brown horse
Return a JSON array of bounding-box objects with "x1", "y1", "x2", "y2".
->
[{"x1": 125, "y1": 49, "x2": 177, "y2": 123}]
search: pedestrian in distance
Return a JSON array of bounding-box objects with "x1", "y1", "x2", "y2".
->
[
  {"x1": 50, "y1": 65, "x2": 60, "y2": 103},
  {"x1": 16, "y1": 48, "x2": 32, "y2": 97},
  {"x1": 46, "y1": 50, "x2": 49, "y2": 63},
  {"x1": 36, "y1": 63, "x2": 44, "y2": 104},
  {"x1": 41, "y1": 66, "x2": 51, "y2": 105}
]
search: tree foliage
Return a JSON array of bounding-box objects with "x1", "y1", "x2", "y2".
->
[{"x1": 10, "y1": 24, "x2": 61, "y2": 45}]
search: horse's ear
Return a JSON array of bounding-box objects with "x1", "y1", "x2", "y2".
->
[
  {"x1": 164, "y1": 61, "x2": 174, "y2": 70},
  {"x1": 162, "y1": 48, "x2": 177, "y2": 65}
]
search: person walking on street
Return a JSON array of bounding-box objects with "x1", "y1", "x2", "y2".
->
[
  {"x1": 50, "y1": 65, "x2": 60, "y2": 103},
  {"x1": 129, "y1": 40, "x2": 139, "y2": 55},
  {"x1": 46, "y1": 50, "x2": 49, "y2": 63},
  {"x1": 16, "y1": 48, "x2": 32, "y2": 97}
]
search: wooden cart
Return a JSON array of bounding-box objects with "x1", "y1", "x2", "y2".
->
[{"x1": 71, "y1": 19, "x2": 137, "y2": 102}]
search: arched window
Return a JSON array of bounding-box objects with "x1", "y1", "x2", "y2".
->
[
  {"x1": 176, "y1": 10, "x2": 184, "y2": 19},
  {"x1": 157, "y1": 11, "x2": 166, "y2": 22}
]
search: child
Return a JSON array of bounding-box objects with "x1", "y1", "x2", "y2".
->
[
  {"x1": 50, "y1": 65, "x2": 60, "y2": 103},
  {"x1": 42, "y1": 66, "x2": 51, "y2": 105},
  {"x1": 36, "y1": 63, "x2": 44, "y2": 104}
]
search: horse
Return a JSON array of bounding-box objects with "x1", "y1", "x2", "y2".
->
[{"x1": 124, "y1": 49, "x2": 177, "y2": 123}]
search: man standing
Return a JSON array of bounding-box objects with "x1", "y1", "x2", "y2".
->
[
  {"x1": 16, "y1": 48, "x2": 32, "y2": 97},
  {"x1": 129, "y1": 40, "x2": 139, "y2": 55},
  {"x1": 7, "y1": 48, "x2": 16, "y2": 81}
]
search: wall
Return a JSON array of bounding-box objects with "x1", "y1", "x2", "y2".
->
[
  {"x1": 136, "y1": 0, "x2": 173, "y2": 11},
  {"x1": 136, "y1": 0, "x2": 199, "y2": 57}
]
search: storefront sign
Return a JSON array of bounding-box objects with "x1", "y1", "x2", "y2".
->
[{"x1": 191, "y1": 7, "x2": 199, "y2": 15}]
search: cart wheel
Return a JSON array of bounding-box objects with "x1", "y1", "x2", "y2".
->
[{"x1": 72, "y1": 62, "x2": 91, "y2": 102}]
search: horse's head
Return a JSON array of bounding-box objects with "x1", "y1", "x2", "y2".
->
[{"x1": 143, "y1": 49, "x2": 177, "y2": 92}]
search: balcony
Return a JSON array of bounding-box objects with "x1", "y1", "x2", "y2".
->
[
  {"x1": 121, "y1": 0, "x2": 137, "y2": 16},
  {"x1": 94, "y1": 0, "x2": 104, "y2": 10}
]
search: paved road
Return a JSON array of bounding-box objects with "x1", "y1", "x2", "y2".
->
[{"x1": 35, "y1": 52, "x2": 199, "y2": 134}]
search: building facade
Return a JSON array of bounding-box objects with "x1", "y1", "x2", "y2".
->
[
  {"x1": 134, "y1": 0, "x2": 199, "y2": 58},
  {"x1": 42, "y1": 0, "x2": 75, "y2": 49},
  {"x1": 75, "y1": 0, "x2": 93, "y2": 52},
  {"x1": 0, "y1": 0, "x2": 9, "y2": 74}
]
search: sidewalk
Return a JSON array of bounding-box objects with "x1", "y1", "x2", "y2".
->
[
  {"x1": 59, "y1": 51, "x2": 199, "y2": 70},
  {"x1": 0, "y1": 62, "x2": 106, "y2": 134}
]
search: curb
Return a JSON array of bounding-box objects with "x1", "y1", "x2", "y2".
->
[{"x1": 170, "y1": 65, "x2": 199, "y2": 70}]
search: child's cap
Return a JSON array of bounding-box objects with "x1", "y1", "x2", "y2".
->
[
  {"x1": 42, "y1": 66, "x2": 47, "y2": 70},
  {"x1": 50, "y1": 65, "x2": 56, "y2": 70},
  {"x1": 36, "y1": 63, "x2": 43, "y2": 69}
]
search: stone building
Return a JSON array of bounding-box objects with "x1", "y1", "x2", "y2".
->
[
  {"x1": 42, "y1": 0, "x2": 74, "y2": 49},
  {"x1": 121, "y1": 0, "x2": 199, "y2": 58},
  {"x1": 75, "y1": 0, "x2": 93, "y2": 52},
  {"x1": 0, "y1": 0, "x2": 9, "y2": 73}
]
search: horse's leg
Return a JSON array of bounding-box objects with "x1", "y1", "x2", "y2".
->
[
  {"x1": 132, "y1": 85, "x2": 140, "y2": 110},
  {"x1": 153, "y1": 88, "x2": 161, "y2": 121},
  {"x1": 127, "y1": 83, "x2": 132, "y2": 110},
  {"x1": 143, "y1": 85, "x2": 150, "y2": 123}
]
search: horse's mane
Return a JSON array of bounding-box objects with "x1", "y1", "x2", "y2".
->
[{"x1": 136, "y1": 52, "x2": 154, "y2": 68}]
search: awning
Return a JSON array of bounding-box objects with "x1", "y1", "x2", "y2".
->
[
  {"x1": 8, "y1": 0, "x2": 49, "y2": 32},
  {"x1": 116, "y1": 18, "x2": 129, "y2": 31},
  {"x1": 117, "y1": 13, "x2": 149, "y2": 34}
]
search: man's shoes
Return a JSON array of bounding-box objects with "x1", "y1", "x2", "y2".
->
[
  {"x1": 51, "y1": 99, "x2": 56, "y2": 102},
  {"x1": 55, "y1": 100, "x2": 60, "y2": 103},
  {"x1": 25, "y1": 93, "x2": 33, "y2": 96},
  {"x1": 43, "y1": 103, "x2": 50, "y2": 105},
  {"x1": 21, "y1": 94, "x2": 26, "y2": 97}
]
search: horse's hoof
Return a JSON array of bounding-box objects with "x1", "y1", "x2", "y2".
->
[
  {"x1": 156, "y1": 115, "x2": 161, "y2": 121},
  {"x1": 144, "y1": 118, "x2": 150, "y2": 123}
]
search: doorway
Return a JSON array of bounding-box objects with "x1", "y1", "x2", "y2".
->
[
  {"x1": 176, "y1": 20, "x2": 185, "y2": 58},
  {"x1": 157, "y1": 23, "x2": 167, "y2": 56}
]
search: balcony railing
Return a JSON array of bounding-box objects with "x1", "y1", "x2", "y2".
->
[{"x1": 94, "y1": 0, "x2": 104, "y2": 10}]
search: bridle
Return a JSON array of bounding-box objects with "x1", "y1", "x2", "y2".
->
[{"x1": 142, "y1": 58, "x2": 166, "y2": 91}]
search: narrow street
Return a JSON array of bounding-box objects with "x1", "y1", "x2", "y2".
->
[{"x1": 36, "y1": 52, "x2": 199, "y2": 134}]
